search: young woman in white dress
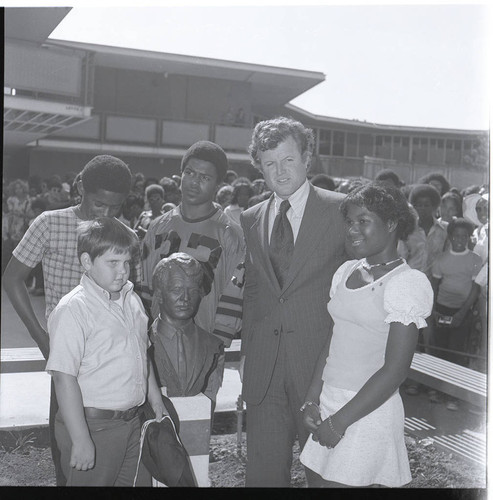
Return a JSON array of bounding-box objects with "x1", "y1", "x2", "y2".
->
[{"x1": 300, "y1": 183, "x2": 433, "y2": 487}]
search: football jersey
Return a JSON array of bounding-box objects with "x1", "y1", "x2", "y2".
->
[{"x1": 141, "y1": 206, "x2": 245, "y2": 347}]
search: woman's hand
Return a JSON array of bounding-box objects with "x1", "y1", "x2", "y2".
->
[{"x1": 313, "y1": 415, "x2": 345, "y2": 449}]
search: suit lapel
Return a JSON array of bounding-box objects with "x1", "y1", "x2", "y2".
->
[
  {"x1": 282, "y1": 186, "x2": 331, "y2": 291},
  {"x1": 249, "y1": 196, "x2": 282, "y2": 294}
]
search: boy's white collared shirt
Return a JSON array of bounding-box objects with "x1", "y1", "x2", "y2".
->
[{"x1": 46, "y1": 273, "x2": 150, "y2": 411}]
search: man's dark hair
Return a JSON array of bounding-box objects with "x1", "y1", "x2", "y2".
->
[
  {"x1": 248, "y1": 116, "x2": 314, "y2": 167},
  {"x1": 80, "y1": 155, "x2": 132, "y2": 194},
  {"x1": 181, "y1": 141, "x2": 229, "y2": 183}
]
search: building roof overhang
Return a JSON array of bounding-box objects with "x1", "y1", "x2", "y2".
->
[
  {"x1": 285, "y1": 103, "x2": 487, "y2": 137},
  {"x1": 4, "y1": 7, "x2": 72, "y2": 45},
  {"x1": 46, "y1": 38, "x2": 325, "y2": 109}
]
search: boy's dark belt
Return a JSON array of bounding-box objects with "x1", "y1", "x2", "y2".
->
[{"x1": 84, "y1": 405, "x2": 141, "y2": 421}]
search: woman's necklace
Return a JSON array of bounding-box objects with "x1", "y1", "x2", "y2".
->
[{"x1": 358, "y1": 257, "x2": 403, "y2": 283}]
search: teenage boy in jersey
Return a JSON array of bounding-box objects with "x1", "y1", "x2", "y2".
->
[
  {"x1": 141, "y1": 141, "x2": 245, "y2": 364},
  {"x1": 3, "y1": 155, "x2": 139, "y2": 485}
]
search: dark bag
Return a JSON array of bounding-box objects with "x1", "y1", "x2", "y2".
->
[{"x1": 136, "y1": 395, "x2": 197, "y2": 487}]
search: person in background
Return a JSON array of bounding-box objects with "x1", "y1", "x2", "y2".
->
[
  {"x1": 429, "y1": 218, "x2": 482, "y2": 410},
  {"x1": 6, "y1": 179, "x2": 31, "y2": 250},
  {"x1": 118, "y1": 194, "x2": 145, "y2": 230},
  {"x1": 131, "y1": 173, "x2": 146, "y2": 198},
  {"x1": 240, "y1": 116, "x2": 347, "y2": 486},
  {"x1": 215, "y1": 184, "x2": 234, "y2": 210},
  {"x1": 310, "y1": 174, "x2": 336, "y2": 192},
  {"x1": 374, "y1": 169, "x2": 405, "y2": 189},
  {"x1": 462, "y1": 191, "x2": 489, "y2": 374},
  {"x1": 134, "y1": 184, "x2": 165, "y2": 239},
  {"x1": 438, "y1": 191, "x2": 462, "y2": 227},
  {"x1": 461, "y1": 184, "x2": 482, "y2": 198},
  {"x1": 463, "y1": 192, "x2": 488, "y2": 263},
  {"x1": 46, "y1": 217, "x2": 165, "y2": 486},
  {"x1": 398, "y1": 184, "x2": 447, "y2": 279},
  {"x1": 224, "y1": 177, "x2": 254, "y2": 225},
  {"x1": 417, "y1": 172, "x2": 451, "y2": 197},
  {"x1": 43, "y1": 176, "x2": 70, "y2": 210},
  {"x1": 398, "y1": 184, "x2": 447, "y2": 399},
  {"x1": 300, "y1": 183, "x2": 432, "y2": 487},
  {"x1": 159, "y1": 176, "x2": 182, "y2": 206},
  {"x1": 251, "y1": 178, "x2": 268, "y2": 196},
  {"x1": 224, "y1": 169, "x2": 238, "y2": 185},
  {"x1": 26, "y1": 197, "x2": 49, "y2": 296},
  {"x1": 3, "y1": 155, "x2": 138, "y2": 486}
]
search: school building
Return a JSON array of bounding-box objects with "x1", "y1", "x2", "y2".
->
[{"x1": 4, "y1": 7, "x2": 489, "y2": 189}]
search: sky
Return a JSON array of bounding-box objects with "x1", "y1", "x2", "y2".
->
[{"x1": 17, "y1": 2, "x2": 493, "y2": 130}]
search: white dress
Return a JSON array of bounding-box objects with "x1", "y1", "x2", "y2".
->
[{"x1": 300, "y1": 259, "x2": 433, "y2": 487}]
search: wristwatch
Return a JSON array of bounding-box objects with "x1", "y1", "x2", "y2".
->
[{"x1": 299, "y1": 401, "x2": 319, "y2": 413}]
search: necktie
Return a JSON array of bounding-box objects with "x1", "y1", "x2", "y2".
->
[
  {"x1": 269, "y1": 199, "x2": 294, "y2": 288},
  {"x1": 176, "y1": 330, "x2": 187, "y2": 389}
]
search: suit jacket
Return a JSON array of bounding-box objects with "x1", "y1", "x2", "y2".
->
[{"x1": 240, "y1": 184, "x2": 347, "y2": 405}]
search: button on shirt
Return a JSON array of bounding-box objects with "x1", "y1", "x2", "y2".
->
[
  {"x1": 46, "y1": 274, "x2": 150, "y2": 411},
  {"x1": 268, "y1": 180, "x2": 310, "y2": 244}
]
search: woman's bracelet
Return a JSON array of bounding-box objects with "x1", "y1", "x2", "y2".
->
[{"x1": 327, "y1": 415, "x2": 344, "y2": 440}]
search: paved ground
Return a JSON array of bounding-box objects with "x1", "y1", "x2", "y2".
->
[{"x1": 0, "y1": 290, "x2": 487, "y2": 469}]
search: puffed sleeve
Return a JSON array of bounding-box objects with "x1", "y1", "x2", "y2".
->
[
  {"x1": 383, "y1": 269, "x2": 433, "y2": 329},
  {"x1": 329, "y1": 260, "x2": 358, "y2": 299}
]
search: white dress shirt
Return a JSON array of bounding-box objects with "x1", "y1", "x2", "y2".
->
[{"x1": 268, "y1": 179, "x2": 310, "y2": 244}]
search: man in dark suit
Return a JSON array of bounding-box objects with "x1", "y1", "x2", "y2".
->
[{"x1": 239, "y1": 117, "x2": 347, "y2": 487}]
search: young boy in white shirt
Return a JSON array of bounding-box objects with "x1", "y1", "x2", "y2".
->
[{"x1": 46, "y1": 217, "x2": 165, "y2": 486}]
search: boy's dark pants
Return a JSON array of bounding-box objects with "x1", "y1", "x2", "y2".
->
[{"x1": 55, "y1": 411, "x2": 144, "y2": 486}]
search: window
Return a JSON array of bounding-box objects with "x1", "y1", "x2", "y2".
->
[
  {"x1": 319, "y1": 129, "x2": 331, "y2": 155},
  {"x1": 333, "y1": 131, "x2": 345, "y2": 156}
]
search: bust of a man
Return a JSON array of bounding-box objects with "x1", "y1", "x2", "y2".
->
[{"x1": 150, "y1": 252, "x2": 223, "y2": 400}]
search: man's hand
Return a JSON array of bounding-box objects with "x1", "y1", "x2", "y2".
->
[
  {"x1": 302, "y1": 404, "x2": 322, "y2": 435},
  {"x1": 70, "y1": 437, "x2": 95, "y2": 471}
]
